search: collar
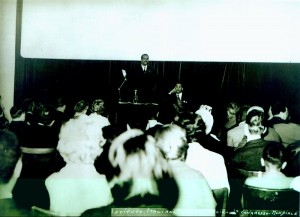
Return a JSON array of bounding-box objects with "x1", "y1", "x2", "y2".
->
[{"x1": 247, "y1": 135, "x2": 262, "y2": 142}]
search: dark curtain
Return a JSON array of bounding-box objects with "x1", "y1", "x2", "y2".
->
[{"x1": 15, "y1": 0, "x2": 300, "y2": 123}]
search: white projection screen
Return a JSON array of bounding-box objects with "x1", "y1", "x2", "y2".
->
[{"x1": 21, "y1": 0, "x2": 300, "y2": 62}]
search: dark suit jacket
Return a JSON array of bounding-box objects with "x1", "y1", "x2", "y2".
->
[
  {"x1": 128, "y1": 64, "x2": 157, "y2": 102},
  {"x1": 233, "y1": 139, "x2": 281, "y2": 171},
  {"x1": 168, "y1": 92, "x2": 189, "y2": 114}
]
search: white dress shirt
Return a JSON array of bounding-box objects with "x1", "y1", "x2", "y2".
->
[
  {"x1": 185, "y1": 142, "x2": 230, "y2": 193},
  {"x1": 141, "y1": 65, "x2": 147, "y2": 71}
]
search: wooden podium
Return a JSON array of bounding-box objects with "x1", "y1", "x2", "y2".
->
[{"x1": 115, "y1": 101, "x2": 159, "y2": 129}]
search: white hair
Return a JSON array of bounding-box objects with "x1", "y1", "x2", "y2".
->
[
  {"x1": 57, "y1": 114, "x2": 105, "y2": 164},
  {"x1": 108, "y1": 129, "x2": 170, "y2": 198}
]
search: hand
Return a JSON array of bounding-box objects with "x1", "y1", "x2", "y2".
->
[{"x1": 168, "y1": 87, "x2": 176, "y2": 95}]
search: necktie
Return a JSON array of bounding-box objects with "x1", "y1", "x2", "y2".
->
[{"x1": 176, "y1": 94, "x2": 181, "y2": 104}]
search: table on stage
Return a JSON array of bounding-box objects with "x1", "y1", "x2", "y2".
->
[{"x1": 115, "y1": 101, "x2": 159, "y2": 129}]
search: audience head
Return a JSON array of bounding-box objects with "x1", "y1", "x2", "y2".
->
[
  {"x1": 174, "y1": 111, "x2": 206, "y2": 143},
  {"x1": 236, "y1": 105, "x2": 251, "y2": 124},
  {"x1": 37, "y1": 105, "x2": 55, "y2": 126},
  {"x1": 226, "y1": 102, "x2": 239, "y2": 120},
  {"x1": 73, "y1": 100, "x2": 88, "y2": 115},
  {"x1": 245, "y1": 106, "x2": 265, "y2": 136},
  {"x1": 108, "y1": 129, "x2": 172, "y2": 199},
  {"x1": 10, "y1": 106, "x2": 25, "y2": 120},
  {"x1": 269, "y1": 101, "x2": 289, "y2": 120},
  {"x1": 57, "y1": 115, "x2": 105, "y2": 164},
  {"x1": 22, "y1": 98, "x2": 36, "y2": 114},
  {"x1": 90, "y1": 99, "x2": 105, "y2": 115},
  {"x1": 102, "y1": 124, "x2": 125, "y2": 144},
  {"x1": 261, "y1": 142, "x2": 287, "y2": 171},
  {"x1": 0, "y1": 130, "x2": 21, "y2": 183},
  {"x1": 155, "y1": 124, "x2": 189, "y2": 161},
  {"x1": 141, "y1": 54, "x2": 149, "y2": 66},
  {"x1": 55, "y1": 97, "x2": 67, "y2": 112},
  {"x1": 22, "y1": 98, "x2": 40, "y2": 125}
]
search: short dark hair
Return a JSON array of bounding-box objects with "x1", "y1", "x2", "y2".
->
[
  {"x1": 236, "y1": 105, "x2": 251, "y2": 123},
  {"x1": 271, "y1": 101, "x2": 287, "y2": 116},
  {"x1": 0, "y1": 130, "x2": 20, "y2": 183},
  {"x1": 74, "y1": 100, "x2": 88, "y2": 113},
  {"x1": 10, "y1": 106, "x2": 23, "y2": 119},
  {"x1": 263, "y1": 142, "x2": 286, "y2": 168},
  {"x1": 36, "y1": 105, "x2": 55, "y2": 126},
  {"x1": 141, "y1": 54, "x2": 149, "y2": 59},
  {"x1": 174, "y1": 111, "x2": 206, "y2": 143}
]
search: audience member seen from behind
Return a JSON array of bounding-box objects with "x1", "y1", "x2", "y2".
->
[
  {"x1": 174, "y1": 110, "x2": 230, "y2": 193},
  {"x1": 33, "y1": 104, "x2": 59, "y2": 148},
  {"x1": 22, "y1": 98, "x2": 38, "y2": 126},
  {"x1": 232, "y1": 107, "x2": 283, "y2": 171},
  {"x1": 0, "y1": 130, "x2": 32, "y2": 217},
  {"x1": 9, "y1": 106, "x2": 27, "y2": 147},
  {"x1": 72, "y1": 99, "x2": 89, "y2": 119},
  {"x1": 234, "y1": 106, "x2": 281, "y2": 151},
  {"x1": 227, "y1": 105, "x2": 251, "y2": 149},
  {"x1": 218, "y1": 102, "x2": 240, "y2": 143},
  {"x1": 45, "y1": 115, "x2": 113, "y2": 216},
  {"x1": 267, "y1": 102, "x2": 300, "y2": 147},
  {"x1": 89, "y1": 99, "x2": 105, "y2": 115},
  {"x1": 192, "y1": 105, "x2": 229, "y2": 158},
  {"x1": 88, "y1": 99, "x2": 110, "y2": 129},
  {"x1": 155, "y1": 124, "x2": 216, "y2": 216},
  {"x1": 225, "y1": 102, "x2": 240, "y2": 130},
  {"x1": 245, "y1": 142, "x2": 294, "y2": 189},
  {"x1": 94, "y1": 124, "x2": 126, "y2": 182},
  {"x1": 82, "y1": 129, "x2": 179, "y2": 217},
  {"x1": 53, "y1": 97, "x2": 68, "y2": 127}
]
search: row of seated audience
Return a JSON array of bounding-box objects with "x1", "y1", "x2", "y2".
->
[{"x1": 0, "y1": 87, "x2": 299, "y2": 216}]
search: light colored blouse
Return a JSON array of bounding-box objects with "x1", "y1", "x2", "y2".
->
[{"x1": 45, "y1": 163, "x2": 113, "y2": 216}]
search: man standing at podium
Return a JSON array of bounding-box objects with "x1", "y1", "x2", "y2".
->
[{"x1": 128, "y1": 54, "x2": 157, "y2": 103}]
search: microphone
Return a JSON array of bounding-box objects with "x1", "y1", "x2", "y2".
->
[
  {"x1": 118, "y1": 69, "x2": 127, "y2": 102},
  {"x1": 122, "y1": 69, "x2": 127, "y2": 80}
]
